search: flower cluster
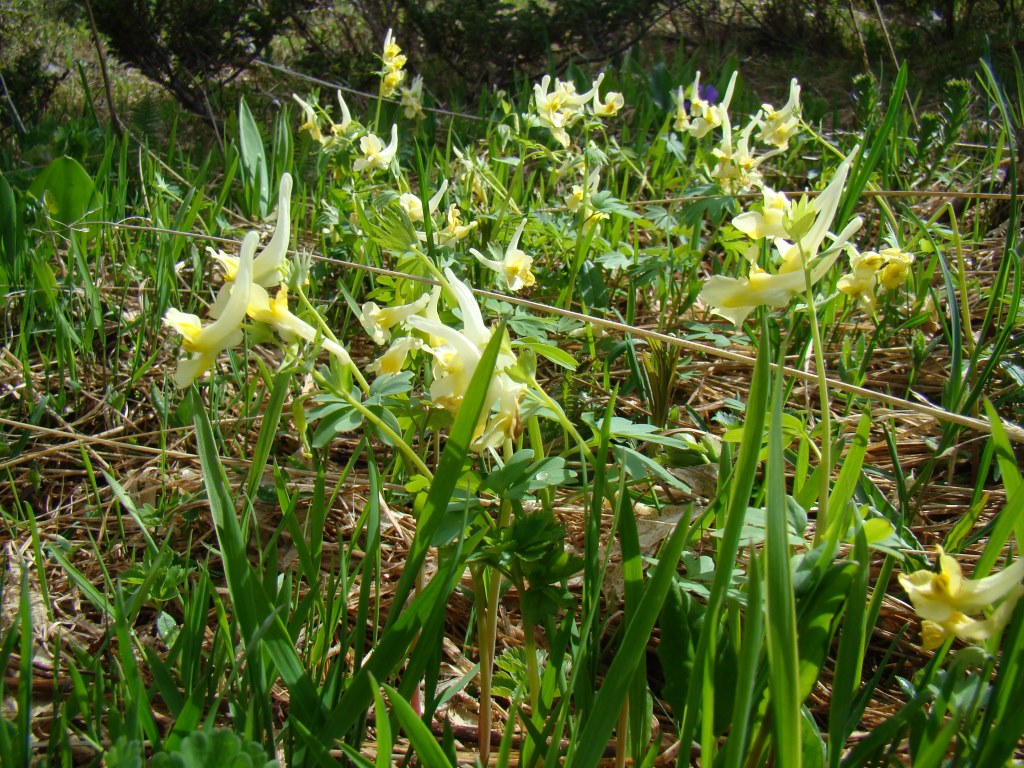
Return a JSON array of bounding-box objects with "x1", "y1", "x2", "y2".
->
[
  {"x1": 359, "y1": 270, "x2": 526, "y2": 451},
  {"x1": 837, "y1": 246, "x2": 915, "y2": 314},
  {"x1": 355, "y1": 124, "x2": 400, "y2": 175},
  {"x1": 700, "y1": 149, "x2": 864, "y2": 326},
  {"x1": 564, "y1": 167, "x2": 608, "y2": 233},
  {"x1": 380, "y1": 28, "x2": 407, "y2": 98},
  {"x1": 531, "y1": 72, "x2": 623, "y2": 147},
  {"x1": 164, "y1": 174, "x2": 352, "y2": 388},
  {"x1": 673, "y1": 72, "x2": 802, "y2": 195},
  {"x1": 899, "y1": 547, "x2": 1024, "y2": 651},
  {"x1": 293, "y1": 91, "x2": 357, "y2": 147},
  {"x1": 674, "y1": 71, "x2": 727, "y2": 139}
]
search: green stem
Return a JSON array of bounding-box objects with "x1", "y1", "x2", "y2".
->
[
  {"x1": 803, "y1": 261, "x2": 831, "y2": 547},
  {"x1": 471, "y1": 564, "x2": 495, "y2": 765},
  {"x1": 312, "y1": 370, "x2": 432, "y2": 480},
  {"x1": 530, "y1": 381, "x2": 594, "y2": 462},
  {"x1": 295, "y1": 285, "x2": 371, "y2": 394}
]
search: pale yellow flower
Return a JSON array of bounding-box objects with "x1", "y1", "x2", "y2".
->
[
  {"x1": 380, "y1": 28, "x2": 407, "y2": 97},
  {"x1": 367, "y1": 335, "x2": 423, "y2": 375},
  {"x1": 733, "y1": 188, "x2": 791, "y2": 240},
  {"x1": 700, "y1": 252, "x2": 842, "y2": 327},
  {"x1": 399, "y1": 179, "x2": 447, "y2": 223},
  {"x1": 383, "y1": 69, "x2": 406, "y2": 98},
  {"x1": 674, "y1": 71, "x2": 736, "y2": 139},
  {"x1": 471, "y1": 218, "x2": 535, "y2": 292},
  {"x1": 354, "y1": 125, "x2": 399, "y2": 174},
  {"x1": 701, "y1": 149, "x2": 864, "y2": 325},
  {"x1": 405, "y1": 268, "x2": 524, "y2": 450},
  {"x1": 247, "y1": 285, "x2": 351, "y2": 365},
  {"x1": 400, "y1": 75, "x2": 426, "y2": 120},
  {"x1": 382, "y1": 28, "x2": 406, "y2": 72},
  {"x1": 592, "y1": 86, "x2": 624, "y2": 117},
  {"x1": 436, "y1": 204, "x2": 478, "y2": 246},
  {"x1": 164, "y1": 231, "x2": 255, "y2": 388},
  {"x1": 877, "y1": 246, "x2": 915, "y2": 290},
  {"x1": 711, "y1": 120, "x2": 764, "y2": 194},
  {"x1": 838, "y1": 246, "x2": 914, "y2": 314},
  {"x1": 899, "y1": 546, "x2": 1024, "y2": 650},
  {"x1": 359, "y1": 293, "x2": 431, "y2": 345},
  {"x1": 330, "y1": 91, "x2": 355, "y2": 137},
  {"x1": 757, "y1": 78, "x2": 801, "y2": 150},
  {"x1": 837, "y1": 249, "x2": 884, "y2": 313},
  {"x1": 210, "y1": 173, "x2": 294, "y2": 318},
  {"x1": 533, "y1": 73, "x2": 601, "y2": 147},
  {"x1": 293, "y1": 95, "x2": 324, "y2": 143}
]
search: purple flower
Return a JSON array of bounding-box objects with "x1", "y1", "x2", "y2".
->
[{"x1": 684, "y1": 83, "x2": 719, "y2": 113}]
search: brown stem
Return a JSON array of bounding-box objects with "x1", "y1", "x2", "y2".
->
[{"x1": 82, "y1": 0, "x2": 123, "y2": 137}]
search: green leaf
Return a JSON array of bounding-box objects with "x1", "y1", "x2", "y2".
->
[
  {"x1": 29, "y1": 156, "x2": 102, "y2": 228},
  {"x1": 238, "y1": 97, "x2": 269, "y2": 216},
  {"x1": 569, "y1": 516, "x2": 688, "y2": 768},
  {"x1": 319, "y1": 326, "x2": 506, "y2": 743},
  {"x1": 675, "y1": 317, "x2": 772, "y2": 756},
  {"x1": 191, "y1": 390, "x2": 325, "y2": 731},
  {"x1": 764, "y1": 358, "x2": 802, "y2": 768},
  {"x1": 0, "y1": 173, "x2": 22, "y2": 264},
  {"x1": 512, "y1": 338, "x2": 578, "y2": 371}
]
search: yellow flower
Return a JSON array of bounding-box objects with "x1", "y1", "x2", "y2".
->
[
  {"x1": 757, "y1": 78, "x2": 801, "y2": 150},
  {"x1": 164, "y1": 231, "x2": 256, "y2": 388},
  {"x1": 367, "y1": 335, "x2": 423, "y2": 375},
  {"x1": 700, "y1": 149, "x2": 863, "y2": 325},
  {"x1": 899, "y1": 546, "x2": 1024, "y2": 651},
  {"x1": 436, "y1": 204, "x2": 478, "y2": 246},
  {"x1": 400, "y1": 75, "x2": 425, "y2": 120},
  {"x1": 330, "y1": 91, "x2": 355, "y2": 137},
  {"x1": 382, "y1": 28, "x2": 406, "y2": 72},
  {"x1": 532, "y1": 74, "x2": 601, "y2": 147},
  {"x1": 293, "y1": 95, "x2": 324, "y2": 143},
  {"x1": 700, "y1": 253, "x2": 842, "y2": 327},
  {"x1": 246, "y1": 284, "x2": 351, "y2": 365},
  {"x1": 380, "y1": 29, "x2": 407, "y2": 97},
  {"x1": 354, "y1": 125, "x2": 399, "y2": 174},
  {"x1": 212, "y1": 173, "x2": 293, "y2": 290},
  {"x1": 877, "y1": 246, "x2": 914, "y2": 291},
  {"x1": 712, "y1": 121, "x2": 764, "y2": 194},
  {"x1": 837, "y1": 249, "x2": 884, "y2": 313},
  {"x1": 405, "y1": 268, "x2": 524, "y2": 450},
  {"x1": 470, "y1": 218, "x2": 535, "y2": 292},
  {"x1": 592, "y1": 82, "x2": 624, "y2": 117},
  {"x1": 399, "y1": 179, "x2": 447, "y2": 223},
  {"x1": 383, "y1": 69, "x2": 406, "y2": 98},
  {"x1": 733, "y1": 188, "x2": 791, "y2": 240},
  {"x1": 674, "y1": 71, "x2": 737, "y2": 139},
  {"x1": 358, "y1": 293, "x2": 431, "y2": 345}
]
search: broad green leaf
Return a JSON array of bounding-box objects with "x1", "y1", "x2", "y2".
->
[
  {"x1": 239, "y1": 97, "x2": 269, "y2": 216},
  {"x1": 29, "y1": 156, "x2": 102, "y2": 228}
]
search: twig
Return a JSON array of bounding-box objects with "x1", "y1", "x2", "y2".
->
[{"x1": 82, "y1": 0, "x2": 124, "y2": 137}]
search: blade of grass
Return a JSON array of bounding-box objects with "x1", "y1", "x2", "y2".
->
[
  {"x1": 568, "y1": 514, "x2": 688, "y2": 768},
  {"x1": 191, "y1": 389, "x2": 325, "y2": 729},
  {"x1": 765, "y1": 354, "x2": 801, "y2": 767},
  {"x1": 675, "y1": 317, "x2": 772, "y2": 756}
]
